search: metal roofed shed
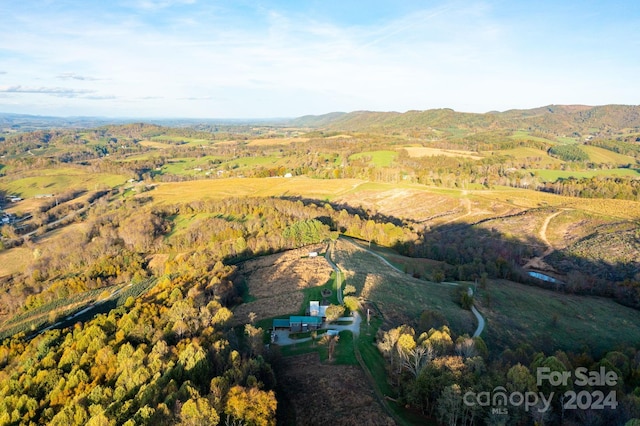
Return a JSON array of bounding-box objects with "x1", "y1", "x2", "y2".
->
[
  {"x1": 289, "y1": 316, "x2": 322, "y2": 332},
  {"x1": 272, "y1": 318, "x2": 290, "y2": 329}
]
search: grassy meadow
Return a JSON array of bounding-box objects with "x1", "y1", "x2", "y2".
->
[
  {"x1": 332, "y1": 238, "x2": 476, "y2": 335},
  {"x1": 349, "y1": 150, "x2": 398, "y2": 167},
  {"x1": 582, "y1": 145, "x2": 636, "y2": 164},
  {"x1": 478, "y1": 279, "x2": 640, "y2": 356},
  {"x1": 1, "y1": 168, "x2": 128, "y2": 198}
]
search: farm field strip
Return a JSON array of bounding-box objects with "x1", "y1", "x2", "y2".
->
[
  {"x1": 531, "y1": 167, "x2": 640, "y2": 182},
  {"x1": 145, "y1": 177, "x2": 367, "y2": 203},
  {"x1": 403, "y1": 146, "x2": 484, "y2": 160}
]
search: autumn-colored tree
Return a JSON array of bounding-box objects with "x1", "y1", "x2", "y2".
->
[
  {"x1": 324, "y1": 304, "x2": 345, "y2": 323},
  {"x1": 319, "y1": 333, "x2": 340, "y2": 362},
  {"x1": 180, "y1": 397, "x2": 219, "y2": 426},
  {"x1": 225, "y1": 385, "x2": 277, "y2": 426}
]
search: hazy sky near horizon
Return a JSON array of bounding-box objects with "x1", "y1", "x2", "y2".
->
[{"x1": 0, "y1": 0, "x2": 638, "y2": 118}]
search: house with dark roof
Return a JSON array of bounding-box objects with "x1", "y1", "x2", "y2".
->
[{"x1": 272, "y1": 301, "x2": 327, "y2": 332}]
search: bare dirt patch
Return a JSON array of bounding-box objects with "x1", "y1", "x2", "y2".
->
[{"x1": 276, "y1": 353, "x2": 395, "y2": 425}]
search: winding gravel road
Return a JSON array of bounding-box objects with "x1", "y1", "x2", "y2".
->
[{"x1": 342, "y1": 237, "x2": 486, "y2": 338}]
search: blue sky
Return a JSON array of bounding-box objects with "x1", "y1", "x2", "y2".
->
[{"x1": 0, "y1": 0, "x2": 638, "y2": 118}]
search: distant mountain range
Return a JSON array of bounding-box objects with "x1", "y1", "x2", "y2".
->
[
  {"x1": 0, "y1": 113, "x2": 278, "y2": 131},
  {"x1": 289, "y1": 104, "x2": 640, "y2": 136},
  {"x1": 2, "y1": 104, "x2": 640, "y2": 136},
  {"x1": 0, "y1": 113, "x2": 129, "y2": 130}
]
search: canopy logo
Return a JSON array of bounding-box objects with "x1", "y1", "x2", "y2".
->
[{"x1": 463, "y1": 367, "x2": 618, "y2": 415}]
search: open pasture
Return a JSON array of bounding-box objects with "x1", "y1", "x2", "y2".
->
[
  {"x1": 332, "y1": 239, "x2": 476, "y2": 335},
  {"x1": 478, "y1": 279, "x2": 640, "y2": 356},
  {"x1": 403, "y1": 146, "x2": 483, "y2": 160},
  {"x1": 144, "y1": 177, "x2": 366, "y2": 204},
  {"x1": 1, "y1": 167, "x2": 127, "y2": 198}
]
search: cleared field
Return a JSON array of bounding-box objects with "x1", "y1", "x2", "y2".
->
[
  {"x1": 349, "y1": 150, "x2": 397, "y2": 167},
  {"x1": 332, "y1": 239, "x2": 476, "y2": 335},
  {"x1": 471, "y1": 186, "x2": 640, "y2": 219},
  {"x1": 246, "y1": 137, "x2": 309, "y2": 146},
  {"x1": 149, "y1": 135, "x2": 214, "y2": 146},
  {"x1": 161, "y1": 156, "x2": 224, "y2": 175},
  {"x1": 145, "y1": 177, "x2": 366, "y2": 204},
  {"x1": 555, "y1": 136, "x2": 579, "y2": 144},
  {"x1": 508, "y1": 130, "x2": 556, "y2": 144},
  {"x1": 490, "y1": 147, "x2": 562, "y2": 166},
  {"x1": 473, "y1": 208, "x2": 551, "y2": 245},
  {"x1": 238, "y1": 246, "x2": 332, "y2": 298},
  {"x1": 532, "y1": 167, "x2": 640, "y2": 182},
  {"x1": 164, "y1": 212, "x2": 218, "y2": 239},
  {"x1": 581, "y1": 145, "x2": 636, "y2": 164},
  {"x1": 232, "y1": 292, "x2": 304, "y2": 326},
  {"x1": 403, "y1": 146, "x2": 483, "y2": 160},
  {"x1": 0, "y1": 246, "x2": 31, "y2": 277},
  {"x1": 478, "y1": 279, "x2": 640, "y2": 356},
  {"x1": 276, "y1": 353, "x2": 395, "y2": 425},
  {"x1": 231, "y1": 245, "x2": 333, "y2": 325},
  {"x1": 335, "y1": 187, "x2": 461, "y2": 223},
  {"x1": 224, "y1": 155, "x2": 282, "y2": 169},
  {"x1": 1, "y1": 168, "x2": 127, "y2": 197},
  {"x1": 542, "y1": 209, "x2": 609, "y2": 248},
  {"x1": 138, "y1": 140, "x2": 176, "y2": 149}
]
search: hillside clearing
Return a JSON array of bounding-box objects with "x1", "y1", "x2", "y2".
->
[
  {"x1": 478, "y1": 279, "x2": 640, "y2": 356},
  {"x1": 332, "y1": 239, "x2": 476, "y2": 335},
  {"x1": 403, "y1": 146, "x2": 483, "y2": 160},
  {"x1": 231, "y1": 245, "x2": 333, "y2": 325},
  {"x1": 144, "y1": 177, "x2": 366, "y2": 203},
  {"x1": 276, "y1": 353, "x2": 395, "y2": 425}
]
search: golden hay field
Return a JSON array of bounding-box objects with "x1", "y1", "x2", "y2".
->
[
  {"x1": 403, "y1": 146, "x2": 484, "y2": 160},
  {"x1": 145, "y1": 177, "x2": 366, "y2": 203},
  {"x1": 246, "y1": 137, "x2": 309, "y2": 146},
  {"x1": 0, "y1": 246, "x2": 31, "y2": 277},
  {"x1": 471, "y1": 187, "x2": 640, "y2": 219}
]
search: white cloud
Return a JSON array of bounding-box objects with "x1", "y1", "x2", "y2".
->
[
  {"x1": 0, "y1": 85, "x2": 95, "y2": 97},
  {"x1": 57, "y1": 73, "x2": 101, "y2": 81}
]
